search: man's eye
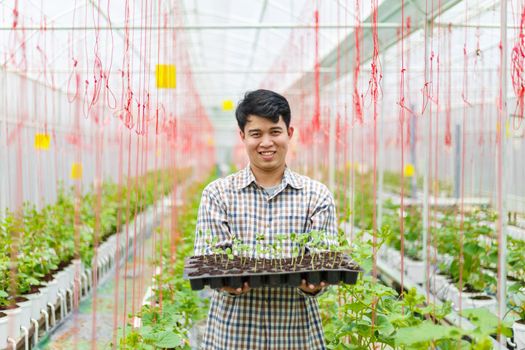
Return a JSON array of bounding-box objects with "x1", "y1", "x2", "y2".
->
[
  {"x1": 250, "y1": 133, "x2": 260, "y2": 137},
  {"x1": 271, "y1": 131, "x2": 281, "y2": 135}
]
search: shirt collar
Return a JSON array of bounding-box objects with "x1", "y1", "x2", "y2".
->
[{"x1": 236, "y1": 164, "x2": 304, "y2": 191}]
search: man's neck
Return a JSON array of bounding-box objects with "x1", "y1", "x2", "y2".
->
[{"x1": 250, "y1": 165, "x2": 285, "y2": 188}]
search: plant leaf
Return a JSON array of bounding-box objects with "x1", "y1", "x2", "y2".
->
[
  {"x1": 395, "y1": 321, "x2": 463, "y2": 345},
  {"x1": 462, "y1": 308, "x2": 513, "y2": 338},
  {"x1": 151, "y1": 330, "x2": 184, "y2": 348}
]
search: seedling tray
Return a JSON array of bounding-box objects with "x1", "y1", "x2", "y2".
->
[{"x1": 183, "y1": 252, "x2": 361, "y2": 291}]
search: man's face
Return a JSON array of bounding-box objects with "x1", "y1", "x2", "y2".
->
[{"x1": 240, "y1": 115, "x2": 294, "y2": 173}]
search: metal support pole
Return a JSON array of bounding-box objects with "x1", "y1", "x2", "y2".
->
[
  {"x1": 0, "y1": 68, "x2": 9, "y2": 219},
  {"x1": 350, "y1": 125, "x2": 355, "y2": 233},
  {"x1": 313, "y1": 132, "x2": 319, "y2": 180},
  {"x1": 0, "y1": 22, "x2": 521, "y2": 31},
  {"x1": 497, "y1": 0, "x2": 508, "y2": 340},
  {"x1": 377, "y1": 51, "x2": 387, "y2": 232},
  {"x1": 328, "y1": 109, "x2": 336, "y2": 192},
  {"x1": 421, "y1": 15, "x2": 431, "y2": 291},
  {"x1": 410, "y1": 113, "x2": 418, "y2": 198},
  {"x1": 454, "y1": 124, "x2": 462, "y2": 199}
]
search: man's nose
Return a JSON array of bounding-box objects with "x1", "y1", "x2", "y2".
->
[{"x1": 260, "y1": 135, "x2": 273, "y2": 147}]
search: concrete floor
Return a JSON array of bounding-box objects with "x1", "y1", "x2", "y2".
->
[{"x1": 39, "y1": 234, "x2": 156, "y2": 350}]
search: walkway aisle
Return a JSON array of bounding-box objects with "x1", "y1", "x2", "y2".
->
[{"x1": 39, "y1": 231, "x2": 157, "y2": 350}]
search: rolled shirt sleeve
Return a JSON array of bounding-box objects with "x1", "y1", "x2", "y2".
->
[
  {"x1": 194, "y1": 183, "x2": 232, "y2": 256},
  {"x1": 306, "y1": 183, "x2": 339, "y2": 252}
]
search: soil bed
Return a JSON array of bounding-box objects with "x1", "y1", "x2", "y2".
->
[{"x1": 184, "y1": 252, "x2": 361, "y2": 290}]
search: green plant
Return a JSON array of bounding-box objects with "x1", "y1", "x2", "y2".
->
[
  {"x1": 462, "y1": 308, "x2": 512, "y2": 348},
  {"x1": 382, "y1": 204, "x2": 423, "y2": 261},
  {"x1": 0, "y1": 168, "x2": 182, "y2": 308},
  {"x1": 224, "y1": 247, "x2": 234, "y2": 269},
  {"x1": 254, "y1": 233, "x2": 266, "y2": 271},
  {"x1": 320, "y1": 228, "x2": 472, "y2": 350},
  {"x1": 445, "y1": 212, "x2": 495, "y2": 292},
  {"x1": 297, "y1": 232, "x2": 310, "y2": 265},
  {"x1": 509, "y1": 282, "x2": 525, "y2": 321},
  {"x1": 507, "y1": 238, "x2": 525, "y2": 281},
  {"x1": 119, "y1": 172, "x2": 212, "y2": 349},
  {"x1": 0, "y1": 255, "x2": 10, "y2": 307},
  {"x1": 119, "y1": 305, "x2": 191, "y2": 349}
]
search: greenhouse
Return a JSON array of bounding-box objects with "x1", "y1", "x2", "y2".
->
[{"x1": 0, "y1": 0, "x2": 524, "y2": 349}]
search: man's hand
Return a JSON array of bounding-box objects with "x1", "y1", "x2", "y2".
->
[
  {"x1": 298, "y1": 279, "x2": 326, "y2": 295},
  {"x1": 221, "y1": 281, "x2": 250, "y2": 296}
]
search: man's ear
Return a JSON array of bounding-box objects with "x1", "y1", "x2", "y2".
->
[
  {"x1": 287, "y1": 126, "x2": 294, "y2": 138},
  {"x1": 239, "y1": 130, "x2": 245, "y2": 140}
]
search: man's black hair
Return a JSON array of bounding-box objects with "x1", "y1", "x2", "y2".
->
[{"x1": 235, "y1": 89, "x2": 291, "y2": 131}]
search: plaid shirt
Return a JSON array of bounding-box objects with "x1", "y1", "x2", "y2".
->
[{"x1": 194, "y1": 165, "x2": 338, "y2": 350}]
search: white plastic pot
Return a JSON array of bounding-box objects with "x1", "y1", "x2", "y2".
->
[
  {"x1": 378, "y1": 246, "x2": 390, "y2": 262},
  {"x1": 22, "y1": 292, "x2": 42, "y2": 321},
  {"x1": 387, "y1": 249, "x2": 401, "y2": 269},
  {"x1": 1, "y1": 306, "x2": 21, "y2": 343},
  {"x1": 63, "y1": 262, "x2": 76, "y2": 288},
  {"x1": 448, "y1": 283, "x2": 461, "y2": 306},
  {"x1": 430, "y1": 273, "x2": 450, "y2": 297},
  {"x1": 15, "y1": 297, "x2": 32, "y2": 330},
  {"x1": 450, "y1": 287, "x2": 488, "y2": 312},
  {"x1": 437, "y1": 278, "x2": 456, "y2": 301},
  {"x1": 512, "y1": 321, "x2": 525, "y2": 350},
  {"x1": 55, "y1": 271, "x2": 69, "y2": 292},
  {"x1": 37, "y1": 286, "x2": 49, "y2": 313},
  {"x1": 0, "y1": 313, "x2": 8, "y2": 350},
  {"x1": 403, "y1": 258, "x2": 426, "y2": 284},
  {"x1": 463, "y1": 294, "x2": 497, "y2": 313},
  {"x1": 510, "y1": 290, "x2": 525, "y2": 308},
  {"x1": 44, "y1": 278, "x2": 59, "y2": 305},
  {"x1": 71, "y1": 259, "x2": 83, "y2": 303}
]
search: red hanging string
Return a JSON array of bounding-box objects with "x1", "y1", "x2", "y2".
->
[
  {"x1": 511, "y1": 4, "x2": 525, "y2": 123},
  {"x1": 445, "y1": 26, "x2": 452, "y2": 146},
  {"x1": 353, "y1": 0, "x2": 363, "y2": 124},
  {"x1": 312, "y1": 9, "x2": 321, "y2": 131}
]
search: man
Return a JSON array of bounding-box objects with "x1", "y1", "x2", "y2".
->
[{"x1": 194, "y1": 89, "x2": 337, "y2": 349}]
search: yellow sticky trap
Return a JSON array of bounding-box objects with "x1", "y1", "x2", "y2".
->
[
  {"x1": 34, "y1": 133, "x2": 51, "y2": 150},
  {"x1": 155, "y1": 64, "x2": 176, "y2": 88},
  {"x1": 505, "y1": 120, "x2": 511, "y2": 138},
  {"x1": 71, "y1": 163, "x2": 83, "y2": 180},
  {"x1": 222, "y1": 100, "x2": 234, "y2": 111},
  {"x1": 404, "y1": 163, "x2": 415, "y2": 177},
  {"x1": 207, "y1": 136, "x2": 215, "y2": 146}
]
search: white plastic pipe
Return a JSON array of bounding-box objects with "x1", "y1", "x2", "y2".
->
[
  {"x1": 47, "y1": 304, "x2": 56, "y2": 327},
  {"x1": 20, "y1": 326, "x2": 28, "y2": 350},
  {"x1": 40, "y1": 309, "x2": 49, "y2": 332},
  {"x1": 31, "y1": 319, "x2": 39, "y2": 347},
  {"x1": 6, "y1": 337, "x2": 16, "y2": 350}
]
